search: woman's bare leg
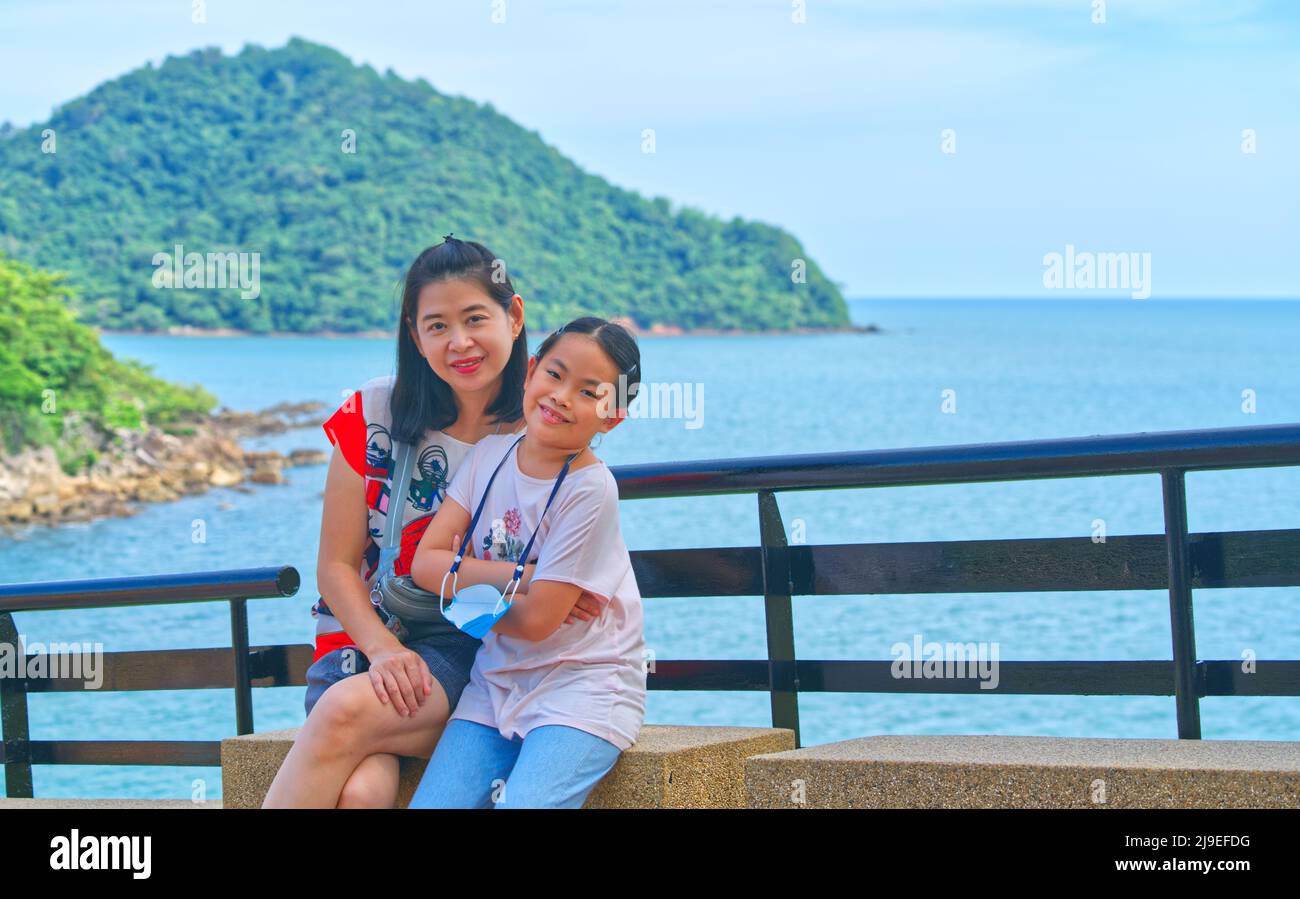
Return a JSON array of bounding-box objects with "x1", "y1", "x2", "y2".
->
[
  {"x1": 337, "y1": 753, "x2": 401, "y2": 808},
  {"x1": 262, "y1": 674, "x2": 451, "y2": 808}
]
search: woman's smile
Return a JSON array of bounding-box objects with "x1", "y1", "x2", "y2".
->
[{"x1": 449, "y1": 355, "x2": 485, "y2": 375}]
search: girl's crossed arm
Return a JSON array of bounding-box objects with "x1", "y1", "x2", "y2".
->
[
  {"x1": 411, "y1": 496, "x2": 536, "y2": 594},
  {"x1": 489, "y1": 580, "x2": 586, "y2": 641},
  {"x1": 410, "y1": 497, "x2": 600, "y2": 624},
  {"x1": 488, "y1": 471, "x2": 625, "y2": 643}
]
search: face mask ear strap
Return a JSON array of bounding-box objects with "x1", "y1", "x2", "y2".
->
[
  {"x1": 439, "y1": 568, "x2": 459, "y2": 613},
  {"x1": 442, "y1": 434, "x2": 524, "y2": 616},
  {"x1": 440, "y1": 541, "x2": 470, "y2": 612},
  {"x1": 490, "y1": 450, "x2": 577, "y2": 618},
  {"x1": 496, "y1": 566, "x2": 525, "y2": 614}
]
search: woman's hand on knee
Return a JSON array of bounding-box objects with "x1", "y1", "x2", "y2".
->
[{"x1": 366, "y1": 647, "x2": 434, "y2": 716}]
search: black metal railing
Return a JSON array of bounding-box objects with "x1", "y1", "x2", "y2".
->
[
  {"x1": 0, "y1": 567, "x2": 300, "y2": 798},
  {"x1": 3, "y1": 421, "x2": 1300, "y2": 797},
  {"x1": 611, "y1": 422, "x2": 1300, "y2": 746}
]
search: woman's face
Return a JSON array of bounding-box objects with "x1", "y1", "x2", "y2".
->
[
  {"x1": 523, "y1": 333, "x2": 624, "y2": 451},
  {"x1": 407, "y1": 278, "x2": 524, "y2": 397}
]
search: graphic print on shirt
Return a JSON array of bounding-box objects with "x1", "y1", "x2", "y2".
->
[
  {"x1": 364, "y1": 423, "x2": 395, "y2": 536},
  {"x1": 409, "y1": 444, "x2": 450, "y2": 512},
  {"x1": 481, "y1": 506, "x2": 525, "y2": 562}
]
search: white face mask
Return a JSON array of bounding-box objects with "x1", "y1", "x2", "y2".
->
[
  {"x1": 439, "y1": 581, "x2": 513, "y2": 639},
  {"x1": 439, "y1": 435, "x2": 578, "y2": 638}
]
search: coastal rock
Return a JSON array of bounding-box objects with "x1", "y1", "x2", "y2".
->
[
  {"x1": 209, "y1": 466, "x2": 244, "y2": 488},
  {"x1": 1, "y1": 401, "x2": 326, "y2": 531},
  {"x1": 214, "y1": 401, "x2": 325, "y2": 437},
  {"x1": 183, "y1": 460, "x2": 213, "y2": 483},
  {"x1": 159, "y1": 469, "x2": 192, "y2": 493},
  {"x1": 56, "y1": 481, "x2": 83, "y2": 503},
  {"x1": 32, "y1": 493, "x2": 61, "y2": 515},
  {"x1": 134, "y1": 476, "x2": 179, "y2": 503},
  {"x1": 142, "y1": 431, "x2": 183, "y2": 457},
  {"x1": 288, "y1": 449, "x2": 327, "y2": 467},
  {"x1": 63, "y1": 493, "x2": 134, "y2": 523},
  {"x1": 243, "y1": 451, "x2": 283, "y2": 467},
  {"x1": 0, "y1": 501, "x2": 33, "y2": 523},
  {"x1": 249, "y1": 464, "x2": 286, "y2": 485}
]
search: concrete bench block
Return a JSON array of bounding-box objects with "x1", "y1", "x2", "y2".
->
[
  {"x1": 222, "y1": 724, "x2": 795, "y2": 808},
  {"x1": 220, "y1": 727, "x2": 303, "y2": 810},
  {"x1": 745, "y1": 735, "x2": 1300, "y2": 809},
  {"x1": 584, "y1": 725, "x2": 795, "y2": 808}
]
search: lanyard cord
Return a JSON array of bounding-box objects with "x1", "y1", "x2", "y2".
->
[{"x1": 447, "y1": 436, "x2": 578, "y2": 585}]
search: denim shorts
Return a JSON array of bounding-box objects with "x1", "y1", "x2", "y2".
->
[{"x1": 303, "y1": 630, "x2": 482, "y2": 718}]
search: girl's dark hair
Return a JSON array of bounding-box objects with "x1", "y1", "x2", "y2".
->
[
  {"x1": 390, "y1": 235, "x2": 528, "y2": 444},
  {"x1": 533, "y1": 316, "x2": 642, "y2": 410}
]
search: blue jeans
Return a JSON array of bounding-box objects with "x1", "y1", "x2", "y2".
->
[{"x1": 409, "y1": 718, "x2": 622, "y2": 809}]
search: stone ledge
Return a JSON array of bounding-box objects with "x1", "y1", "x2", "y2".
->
[
  {"x1": 744, "y1": 735, "x2": 1300, "y2": 808},
  {"x1": 222, "y1": 724, "x2": 795, "y2": 808}
]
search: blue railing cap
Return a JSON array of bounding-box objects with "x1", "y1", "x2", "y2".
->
[{"x1": 0, "y1": 565, "x2": 300, "y2": 613}]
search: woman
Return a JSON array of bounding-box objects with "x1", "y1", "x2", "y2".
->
[{"x1": 263, "y1": 236, "x2": 600, "y2": 808}]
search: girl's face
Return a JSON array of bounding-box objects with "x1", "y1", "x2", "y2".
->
[
  {"x1": 523, "y1": 333, "x2": 624, "y2": 451},
  {"x1": 407, "y1": 278, "x2": 524, "y2": 397}
]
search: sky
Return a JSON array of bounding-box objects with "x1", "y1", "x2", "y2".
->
[{"x1": 1, "y1": 0, "x2": 1297, "y2": 298}]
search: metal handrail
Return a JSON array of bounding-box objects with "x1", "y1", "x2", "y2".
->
[
  {"x1": 612, "y1": 422, "x2": 1300, "y2": 498},
  {"x1": 0, "y1": 566, "x2": 300, "y2": 613}
]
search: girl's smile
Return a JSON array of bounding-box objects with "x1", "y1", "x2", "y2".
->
[{"x1": 538, "y1": 403, "x2": 570, "y2": 426}]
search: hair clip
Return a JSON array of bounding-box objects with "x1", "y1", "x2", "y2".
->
[{"x1": 442, "y1": 232, "x2": 455, "y2": 242}]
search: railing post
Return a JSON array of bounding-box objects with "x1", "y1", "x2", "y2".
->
[
  {"x1": 1160, "y1": 469, "x2": 1202, "y2": 738},
  {"x1": 0, "y1": 612, "x2": 34, "y2": 797},
  {"x1": 758, "y1": 490, "x2": 801, "y2": 747},
  {"x1": 229, "y1": 599, "x2": 254, "y2": 735}
]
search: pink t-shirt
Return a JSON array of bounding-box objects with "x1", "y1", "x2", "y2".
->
[{"x1": 443, "y1": 433, "x2": 647, "y2": 751}]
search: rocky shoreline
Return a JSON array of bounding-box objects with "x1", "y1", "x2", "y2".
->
[{"x1": 0, "y1": 403, "x2": 329, "y2": 532}]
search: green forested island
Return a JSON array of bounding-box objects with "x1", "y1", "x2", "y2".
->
[
  {"x1": 0, "y1": 39, "x2": 849, "y2": 333},
  {"x1": 0, "y1": 256, "x2": 213, "y2": 463}
]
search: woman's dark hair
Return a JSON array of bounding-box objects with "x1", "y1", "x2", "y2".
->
[
  {"x1": 533, "y1": 316, "x2": 642, "y2": 411},
  {"x1": 390, "y1": 235, "x2": 528, "y2": 444}
]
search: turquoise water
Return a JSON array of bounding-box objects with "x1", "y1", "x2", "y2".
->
[{"x1": 3, "y1": 298, "x2": 1299, "y2": 798}]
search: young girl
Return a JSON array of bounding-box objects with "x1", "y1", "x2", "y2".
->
[
  {"x1": 263, "y1": 237, "x2": 601, "y2": 808},
  {"x1": 407, "y1": 316, "x2": 646, "y2": 808}
]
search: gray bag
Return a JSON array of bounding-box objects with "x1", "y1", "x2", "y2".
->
[{"x1": 369, "y1": 439, "x2": 462, "y2": 642}]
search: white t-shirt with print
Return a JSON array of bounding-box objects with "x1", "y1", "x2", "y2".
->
[
  {"x1": 443, "y1": 433, "x2": 647, "y2": 751},
  {"x1": 352, "y1": 375, "x2": 480, "y2": 546}
]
